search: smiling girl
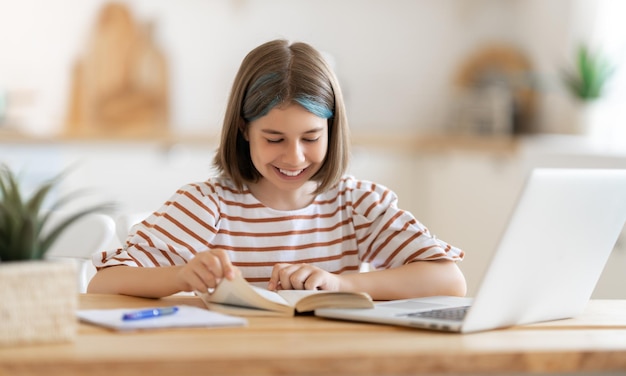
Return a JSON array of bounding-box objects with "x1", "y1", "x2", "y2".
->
[{"x1": 88, "y1": 39, "x2": 466, "y2": 300}]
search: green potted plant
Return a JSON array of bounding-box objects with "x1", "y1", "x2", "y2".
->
[
  {"x1": 561, "y1": 44, "x2": 615, "y2": 134},
  {"x1": 0, "y1": 164, "x2": 113, "y2": 346},
  {"x1": 561, "y1": 44, "x2": 615, "y2": 101}
]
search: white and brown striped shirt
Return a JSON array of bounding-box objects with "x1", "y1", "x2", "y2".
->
[{"x1": 94, "y1": 176, "x2": 463, "y2": 286}]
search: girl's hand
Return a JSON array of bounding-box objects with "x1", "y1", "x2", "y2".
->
[
  {"x1": 177, "y1": 249, "x2": 239, "y2": 293},
  {"x1": 268, "y1": 263, "x2": 342, "y2": 291}
]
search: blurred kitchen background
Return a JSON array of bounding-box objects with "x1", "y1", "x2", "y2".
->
[{"x1": 1, "y1": 0, "x2": 625, "y2": 297}]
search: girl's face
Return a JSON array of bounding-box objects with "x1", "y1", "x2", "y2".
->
[{"x1": 246, "y1": 103, "x2": 328, "y2": 198}]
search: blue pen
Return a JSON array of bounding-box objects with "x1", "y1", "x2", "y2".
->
[{"x1": 122, "y1": 306, "x2": 179, "y2": 321}]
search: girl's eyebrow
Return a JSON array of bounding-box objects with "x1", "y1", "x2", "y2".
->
[{"x1": 261, "y1": 127, "x2": 324, "y2": 135}]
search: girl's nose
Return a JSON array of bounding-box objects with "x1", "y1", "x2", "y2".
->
[{"x1": 283, "y1": 141, "x2": 305, "y2": 165}]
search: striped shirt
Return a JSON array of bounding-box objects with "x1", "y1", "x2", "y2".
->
[{"x1": 94, "y1": 176, "x2": 464, "y2": 286}]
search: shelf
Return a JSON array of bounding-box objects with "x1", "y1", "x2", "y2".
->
[
  {"x1": 3, "y1": 128, "x2": 623, "y2": 158},
  {"x1": 0, "y1": 128, "x2": 521, "y2": 153}
]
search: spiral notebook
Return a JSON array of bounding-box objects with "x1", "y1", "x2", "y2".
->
[{"x1": 78, "y1": 305, "x2": 247, "y2": 331}]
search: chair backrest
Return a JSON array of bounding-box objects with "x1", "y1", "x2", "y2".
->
[
  {"x1": 45, "y1": 212, "x2": 116, "y2": 293},
  {"x1": 115, "y1": 211, "x2": 152, "y2": 246}
]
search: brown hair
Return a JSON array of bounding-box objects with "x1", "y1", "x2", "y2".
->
[{"x1": 213, "y1": 39, "x2": 350, "y2": 194}]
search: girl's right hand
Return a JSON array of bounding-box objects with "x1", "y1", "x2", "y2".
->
[{"x1": 176, "y1": 249, "x2": 239, "y2": 293}]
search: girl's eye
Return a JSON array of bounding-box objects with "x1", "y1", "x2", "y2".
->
[
  {"x1": 303, "y1": 137, "x2": 320, "y2": 143},
  {"x1": 266, "y1": 139, "x2": 283, "y2": 143}
]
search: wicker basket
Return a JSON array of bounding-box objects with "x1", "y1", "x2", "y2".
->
[{"x1": 0, "y1": 260, "x2": 78, "y2": 346}]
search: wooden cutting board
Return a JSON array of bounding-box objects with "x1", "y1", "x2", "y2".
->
[{"x1": 66, "y1": 2, "x2": 169, "y2": 136}]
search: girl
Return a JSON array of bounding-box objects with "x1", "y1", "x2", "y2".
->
[{"x1": 88, "y1": 39, "x2": 466, "y2": 300}]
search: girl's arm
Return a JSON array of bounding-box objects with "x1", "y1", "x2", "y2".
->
[
  {"x1": 88, "y1": 249, "x2": 239, "y2": 298},
  {"x1": 268, "y1": 259, "x2": 467, "y2": 301},
  {"x1": 341, "y1": 260, "x2": 467, "y2": 300},
  {"x1": 87, "y1": 265, "x2": 186, "y2": 298}
]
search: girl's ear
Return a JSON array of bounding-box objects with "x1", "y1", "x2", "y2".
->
[{"x1": 238, "y1": 120, "x2": 249, "y2": 141}]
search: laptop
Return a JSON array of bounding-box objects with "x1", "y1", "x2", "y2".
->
[{"x1": 316, "y1": 168, "x2": 626, "y2": 333}]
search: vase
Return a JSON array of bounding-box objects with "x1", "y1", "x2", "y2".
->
[
  {"x1": 571, "y1": 101, "x2": 596, "y2": 135},
  {"x1": 0, "y1": 260, "x2": 77, "y2": 346},
  {"x1": 570, "y1": 100, "x2": 616, "y2": 141}
]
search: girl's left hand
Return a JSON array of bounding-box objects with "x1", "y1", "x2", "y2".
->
[{"x1": 268, "y1": 263, "x2": 342, "y2": 291}]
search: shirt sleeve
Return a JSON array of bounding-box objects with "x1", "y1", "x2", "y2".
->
[
  {"x1": 346, "y1": 178, "x2": 464, "y2": 269},
  {"x1": 92, "y1": 181, "x2": 221, "y2": 269}
]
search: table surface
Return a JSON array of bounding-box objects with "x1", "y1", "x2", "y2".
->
[{"x1": 1, "y1": 294, "x2": 626, "y2": 376}]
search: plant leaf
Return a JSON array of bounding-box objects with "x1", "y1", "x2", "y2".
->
[
  {"x1": 561, "y1": 43, "x2": 616, "y2": 101},
  {"x1": 25, "y1": 171, "x2": 65, "y2": 216},
  {"x1": 0, "y1": 163, "x2": 115, "y2": 261}
]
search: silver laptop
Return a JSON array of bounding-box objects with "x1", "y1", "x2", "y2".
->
[{"x1": 316, "y1": 168, "x2": 626, "y2": 333}]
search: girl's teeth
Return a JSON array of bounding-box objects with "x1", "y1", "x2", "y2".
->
[{"x1": 280, "y1": 169, "x2": 303, "y2": 176}]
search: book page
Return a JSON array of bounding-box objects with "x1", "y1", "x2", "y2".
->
[
  {"x1": 200, "y1": 275, "x2": 372, "y2": 316},
  {"x1": 276, "y1": 290, "x2": 324, "y2": 307},
  {"x1": 205, "y1": 275, "x2": 292, "y2": 315},
  {"x1": 250, "y1": 285, "x2": 291, "y2": 305},
  {"x1": 278, "y1": 290, "x2": 374, "y2": 312}
]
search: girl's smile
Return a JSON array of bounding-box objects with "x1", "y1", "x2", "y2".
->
[
  {"x1": 276, "y1": 167, "x2": 307, "y2": 177},
  {"x1": 245, "y1": 103, "x2": 328, "y2": 210}
]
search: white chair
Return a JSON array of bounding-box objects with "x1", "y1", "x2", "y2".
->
[
  {"x1": 114, "y1": 211, "x2": 152, "y2": 246},
  {"x1": 45, "y1": 212, "x2": 116, "y2": 293}
]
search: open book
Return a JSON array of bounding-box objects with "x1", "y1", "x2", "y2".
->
[{"x1": 198, "y1": 274, "x2": 374, "y2": 316}]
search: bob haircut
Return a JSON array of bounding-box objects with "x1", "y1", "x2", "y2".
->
[{"x1": 213, "y1": 39, "x2": 350, "y2": 194}]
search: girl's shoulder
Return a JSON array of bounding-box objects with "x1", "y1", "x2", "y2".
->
[
  {"x1": 177, "y1": 176, "x2": 245, "y2": 201},
  {"x1": 334, "y1": 175, "x2": 396, "y2": 197},
  {"x1": 326, "y1": 175, "x2": 398, "y2": 215}
]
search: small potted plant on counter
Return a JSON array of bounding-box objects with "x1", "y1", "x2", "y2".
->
[
  {"x1": 0, "y1": 164, "x2": 113, "y2": 346},
  {"x1": 561, "y1": 43, "x2": 615, "y2": 134}
]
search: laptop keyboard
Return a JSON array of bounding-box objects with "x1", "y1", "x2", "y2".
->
[{"x1": 404, "y1": 306, "x2": 470, "y2": 322}]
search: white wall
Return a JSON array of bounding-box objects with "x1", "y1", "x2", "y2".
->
[
  {"x1": 0, "y1": 0, "x2": 587, "y2": 137},
  {"x1": 4, "y1": 135, "x2": 626, "y2": 298},
  {"x1": 3, "y1": 1, "x2": 625, "y2": 297}
]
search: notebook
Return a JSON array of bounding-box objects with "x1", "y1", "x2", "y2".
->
[{"x1": 316, "y1": 168, "x2": 626, "y2": 333}]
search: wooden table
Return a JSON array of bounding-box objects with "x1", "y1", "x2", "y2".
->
[{"x1": 1, "y1": 295, "x2": 626, "y2": 375}]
